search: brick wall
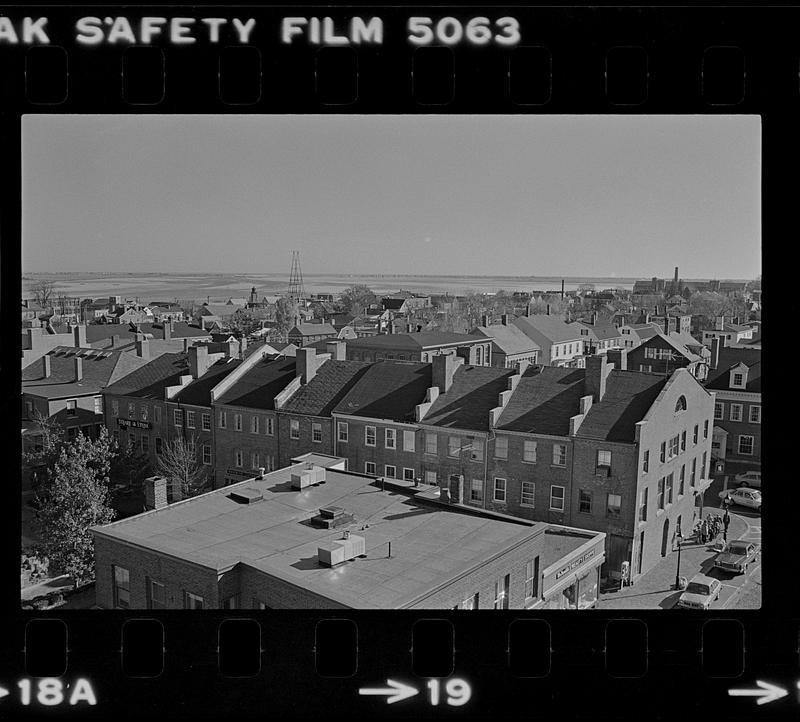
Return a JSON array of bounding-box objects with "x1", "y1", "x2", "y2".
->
[
  {"x1": 276, "y1": 413, "x2": 335, "y2": 468},
  {"x1": 239, "y1": 565, "x2": 349, "y2": 609},
  {"x1": 333, "y1": 417, "x2": 422, "y2": 479},
  {"x1": 212, "y1": 404, "x2": 279, "y2": 486},
  {"x1": 712, "y1": 395, "x2": 761, "y2": 464}
]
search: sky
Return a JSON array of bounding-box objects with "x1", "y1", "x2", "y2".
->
[{"x1": 22, "y1": 114, "x2": 761, "y2": 278}]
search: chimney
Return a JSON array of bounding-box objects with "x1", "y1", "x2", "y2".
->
[
  {"x1": 546, "y1": 304, "x2": 551, "y2": 316},
  {"x1": 143, "y1": 476, "x2": 168, "y2": 510},
  {"x1": 42, "y1": 354, "x2": 51, "y2": 378},
  {"x1": 714, "y1": 316, "x2": 724, "y2": 331},
  {"x1": 591, "y1": 312, "x2": 598, "y2": 325},
  {"x1": 674, "y1": 266, "x2": 679, "y2": 285},
  {"x1": 481, "y1": 314, "x2": 490, "y2": 328},
  {"x1": 501, "y1": 314, "x2": 510, "y2": 326},
  {"x1": 326, "y1": 340, "x2": 346, "y2": 360},
  {"x1": 388, "y1": 320, "x2": 395, "y2": 334},
  {"x1": 525, "y1": 304, "x2": 531, "y2": 317},
  {"x1": 606, "y1": 348, "x2": 627, "y2": 371},
  {"x1": 227, "y1": 340, "x2": 237, "y2": 358},
  {"x1": 432, "y1": 353, "x2": 460, "y2": 394},
  {"x1": 183, "y1": 338, "x2": 190, "y2": 352},
  {"x1": 585, "y1": 355, "x2": 609, "y2": 402},
  {"x1": 74, "y1": 356, "x2": 83, "y2": 382},
  {"x1": 644, "y1": 313, "x2": 651, "y2": 324},
  {"x1": 561, "y1": 279, "x2": 565, "y2": 298},
  {"x1": 296, "y1": 347, "x2": 321, "y2": 383},
  {"x1": 73, "y1": 323, "x2": 87, "y2": 348},
  {"x1": 163, "y1": 322, "x2": 172, "y2": 341},
  {"x1": 188, "y1": 345, "x2": 212, "y2": 379},
  {"x1": 136, "y1": 338, "x2": 150, "y2": 360},
  {"x1": 110, "y1": 334, "x2": 120, "y2": 348},
  {"x1": 710, "y1": 337, "x2": 721, "y2": 370}
]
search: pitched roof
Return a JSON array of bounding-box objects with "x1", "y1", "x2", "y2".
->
[
  {"x1": 215, "y1": 356, "x2": 297, "y2": 410},
  {"x1": 22, "y1": 347, "x2": 150, "y2": 399},
  {"x1": 513, "y1": 315, "x2": 582, "y2": 344},
  {"x1": 381, "y1": 298, "x2": 407, "y2": 310},
  {"x1": 84, "y1": 321, "x2": 210, "y2": 344},
  {"x1": 334, "y1": 362, "x2": 431, "y2": 422},
  {"x1": 282, "y1": 360, "x2": 371, "y2": 416},
  {"x1": 200, "y1": 303, "x2": 241, "y2": 317},
  {"x1": 289, "y1": 323, "x2": 337, "y2": 337},
  {"x1": 171, "y1": 358, "x2": 243, "y2": 407},
  {"x1": 577, "y1": 370, "x2": 669, "y2": 442},
  {"x1": 573, "y1": 322, "x2": 622, "y2": 342},
  {"x1": 346, "y1": 331, "x2": 485, "y2": 350},
  {"x1": 472, "y1": 324, "x2": 540, "y2": 356},
  {"x1": 424, "y1": 365, "x2": 517, "y2": 432},
  {"x1": 705, "y1": 347, "x2": 761, "y2": 392},
  {"x1": 496, "y1": 366, "x2": 587, "y2": 436},
  {"x1": 103, "y1": 352, "x2": 190, "y2": 399}
]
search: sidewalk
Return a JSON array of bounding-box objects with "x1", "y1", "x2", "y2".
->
[{"x1": 598, "y1": 512, "x2": 748, "y2": 610}]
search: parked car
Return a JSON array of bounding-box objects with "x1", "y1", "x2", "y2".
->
[
  {"x1": 718, "y1": 487, "x2": 761, "y2": 512},
  {"x1": 676, "y1": 573, "x2": 721, "y2": 610},
  {"x1": 714, "y1": 539, "x2": 760, "y2": 574},
  {"x1": 735, "y1": 470, "x2": 761, "y2": 488}
]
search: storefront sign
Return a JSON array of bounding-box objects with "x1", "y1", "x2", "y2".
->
[
  {"x1": 117, "y1": 418, "x2": 151, "y2": 430},
  {"x1": 555, "y1": 548, "x2": 596, "y2": 580}
]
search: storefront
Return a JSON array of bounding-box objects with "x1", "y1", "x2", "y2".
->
[{"x1": 535, "y1": 533, "x2": 606, "y2": 610}]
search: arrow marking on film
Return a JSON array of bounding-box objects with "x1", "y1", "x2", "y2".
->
[
  {"x1": 728, "y1": 680, "x2": 788, "y2": 705},
  {"x1": 0, "y1": 686, "x2": 9, "y2": 700},
  {"x1": 358, "y1": 679, "x2": 419, "y2": 704}
]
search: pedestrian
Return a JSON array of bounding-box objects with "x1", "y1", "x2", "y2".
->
[{"x1": 700, "y1": 519, "x2": 708, "y2": 544}]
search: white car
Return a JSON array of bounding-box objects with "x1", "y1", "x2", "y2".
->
[
  {"x1": 676, "y1": 573, "x2": 721, "y2": 610},
  {"x1": 734, "y1": 470, "x2": 761, "y2": 488},
  {"x1": 719, "y1": 487, "x2": 761, "y2": 512}
]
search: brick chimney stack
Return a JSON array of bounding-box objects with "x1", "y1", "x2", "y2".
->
[
  {"x1": 714, "y1": 316, "x2": 725, "y2": 331},
  {"x1": 326, "y1": 340, "x2": 346, "y2": 361},
  {"x1": 501, "y1": 314, "x2": 510, "y2": 326},
  {"x1": 163, "y1": 321, "x2": 172, "y2": 341},
  {"x1": 73, "y1": 323, "x2": 87, "y2": 348},
  {"x1": 136, "y1": 338, "x2": 150, "y2": 360},
  {"x1": 585, "y1": 354, "x2": 610, "y2": 403},
  {"x1": 42, "y1": 354, "x2": 51, "y2": 378},
  {"x1": 606, "y1": 348, "x2": 628, "y2": 371},
  {"x1": 432, "y1": 353, "x2": 460, "y2": 394},
  {"x1": 189, "y1": 345, "x2": 212, "y2": 379},
  {"x1": 74, "y1": 356, "x2": 83, "y2": 382},
  {"x1": 143, "y1": 476, "x2": 168, "y2": 510}
]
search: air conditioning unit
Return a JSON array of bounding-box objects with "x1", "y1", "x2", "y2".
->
[
  {"x1": 291, "y1": 465, "x2": 326, "y2": 489},
  {"x1": 318, "y1": 533, "x2": 366, "y2": 567}
]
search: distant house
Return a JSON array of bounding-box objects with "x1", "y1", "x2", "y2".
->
[
  {"x1": 345, "y1": 331, "x2": 492, "y2": 366},
  {"x1": 511, "y1": 313, "x2": 584, "y2": 367},
  {"x1": 287, "y1": 323, "x2": 338, "y2": 347},
  {"x1": 626, "y1": 332, "x2": 710, "y2": 380},
  {"x1": 701, "y1": 317, "x2": 754, "y2": 346},
  {"x1": 196, "y1": 303, "x2": 244, "y2": 329},
  {"x1": 617, "y1": 322, "x2": 662, "y2": 350},
  {"x1": 471, "y1": 316, "x2": 540, "y2": 369},
  {"x1": 572, "y1": 315, "x2": 624, "y2": 355}
]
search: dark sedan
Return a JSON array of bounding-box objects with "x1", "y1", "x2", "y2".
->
[{"x1": 714, "y1": 540, "x2": 760, "y2": 575}]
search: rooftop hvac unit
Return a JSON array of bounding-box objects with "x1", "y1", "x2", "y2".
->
[
  {"x1": 317, "y1": 533, "x2": 366, "y2": 567},
  {"x1": 291, "y1": 465, "x2": 327, "y2": 489},
  {"x1": 228, "y1": 487, "x2": 264, "y2": 504}
]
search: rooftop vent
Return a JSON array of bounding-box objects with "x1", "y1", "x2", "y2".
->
[
  {"x1": 318, "y1": 533, "x2": 366, "y2": 567},
  {"x1": 291, "y1": 465, "x2": 326, "y2": 489},
  {"x1": 228, "y1": 487, "x2": 264, "y2": 504},
  {"x1": 310, "y1": 506, "x2": 354, "y2": 529}
]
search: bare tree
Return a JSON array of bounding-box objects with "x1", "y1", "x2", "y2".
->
[
  {"x1": 31, "y1": 280, "x2": 56, "y2": 311},
  {"x1": 155, "y1": 436, "x2": 209, "y2": 501}
]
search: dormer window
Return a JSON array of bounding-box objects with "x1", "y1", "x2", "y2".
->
[{"x1": 729, "y1": 364, "x2": 749, "y2": 389}]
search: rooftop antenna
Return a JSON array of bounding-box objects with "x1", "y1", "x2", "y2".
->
[{"x1": 288, "y1": 250, "x2": 306, "y2": 300}]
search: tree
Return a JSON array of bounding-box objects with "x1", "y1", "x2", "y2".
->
[
  {"x1": 31, "y1": 279, "x2": 56, "y2": 310},
  {"x1": 274, "y1": 296, "x2": 300, "y2": 338},
  {"x1": 338, "y1": 284, "x2": 376, "y2": 315},
  {"x1": 227, "y1": 308, "x2": 260, "y2": 338},
  {"x1": 111, "y1": 438, "x2": 152, "y2": 494},
  {"x1": 24, "y1": 411, "x2": 65, "y2": 503},
  {"x1": 35, "y1": 429, "x2": 117, "y2": 588},
  {"x1": 155, "y1": 436, "x2": 209, "y2": 501}
]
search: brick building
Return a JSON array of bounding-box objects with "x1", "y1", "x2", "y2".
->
[
  {"x1": 345, "y1": 331, "x2": 492, "y2": 366},
  {"x1": 626, "y1": 332, "x2": 710, "y2": 380},
  {"x1": 472, "y1": 316, "x2": 541, "y2": 369},
  {"x1": 91, "y1": 454, "x2": 606, "y2": 610}
]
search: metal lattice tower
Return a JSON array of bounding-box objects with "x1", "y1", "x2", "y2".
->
[{"x1": 288, "y1": 250, "x2": 306, "y2": 300}]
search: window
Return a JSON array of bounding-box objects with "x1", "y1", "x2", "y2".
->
[
  {"x1": 365, "y1": 426, "x2": 376, "y2": 446},
  {"x1": 365, "y1": 461, "x2": 376, "y2": 475},
  {"x1": 202, "y1": 412, "x2": 211, "y2": 431},
  {"x1": 638, "y1": 488, "x2": 648, "y2": 522},
  {"x1": 266, "y1": 417, "x2": 274, "y2": 435},
  {"x1": 312, "y1": 422, "x2": 322, "y2": 443},
  {"x1": 425, "y1": 471, "x2": 438, "y2": 485},
  {"x1": 666, "y1": 473, "x2": 674, "y2": 504},
  {"x1": 154, "y1": 405, "x2": 161, "y2": 424},
  {"x1": 702, "y1": 451, "x2": 708, "y2": 477},
  {"x1": 732, "y1": 372, "x2": 744, "y2": 387},
  {"x1": 674, "y1": 395, "x2": 687, "y2": 413},
  {"x1": 141, "y1": 435, "x2": 149, "y2": 453},
  {"x1": 690, "y1": 458, "x2": 697, "y2": 487},
  {"x1": 202, "y1": 444, "x2": 211, "y2": 465},
  {"x1": 403, "y1": 430, "x2": 415, "y2": 452},
  {"x1": 471, "y1": 438, "x2": 484, "y2": 462},
  {"x1": 597, "y1": 449, "x2": 612, "y2": 470},
  {"x1": 668, "y1": 435, "x2": 679, "y2": 460},
  {"x1": 147, "y1": 578, "x2": 166, "y2": 609},
  {"x1": 66, "y1": 399, "x2": 77, "y2": 417},
  {"x1": 112, "y1": 399, "x2": 119, "y2": 416},
  {"x1": 337, "y1": 422, "x2": 348, "y2": 443},
  {"x1": 550, "y1": 485, "x2": 565, "y2": 511},
  {"x1": 579, "y1": 489, "x2": 592, "y2": 514},
  {"x1": 94, "y1": 396, "x2": 103, "y2": 414},
  {"x1": 703, "y1": 420, "x2": 709, "y2": 439},
  {"x1": 494, "y1": 574, "x2": 510, "y2": 610},
  {"x1": 425, "y1": 433, "x2": 438, "y2": 455},
  {"x1": 140, "y1": 404, "x2": 148, "y2": 421},
  {"x1": 290, "y1": 420, "x2": 300, "y2": 440},
  {"x1": 172, "y1": 409, "x2": 182, "y2": 427},
  {"x1": 693, "y1": 424, "x2": 698, "y2": 444},
  {"x1": 495, "y1": 437, "x2": 508, "y2": 460},
  {"x1": 607, "y1": 494, "x2": 621, "y2": 517},
  {"x1": 186, "y1": 410, "x2": 195, "y2": 429},
  {"x1": 642, "y1": 450, "x2": 649, "y2": 473},
  {"x1": 250, "y1": 415, "x2": 260, "y2": 434},
  {"x1": 521, "y1": 481, "x2": 535, "y2": 507},
  {"x1": 403, "y1": 468, "x2": 415, "y2": 482},
  {"x1": 222, "y1": 595, "x2": 240, "y2": 610},
  {"x1": 470, "y1": 478, "x2": 483, "y2": 503},
  {"x1": 729, "y1": 404, "x2": 743, "y2": 422},
  {"x1": 184, "y1": 592, "x2": 204, "y2": 610},
  {"x1": 254, "y1": 600, "x2": 270, "y2": 610},
  {"x1": 235, "y1": 449, "x2": 243, "y2": 467},
  {"x1": 493, "y1": 478, "x2": 507, "y2": 503},
  {"x1": 461, "y1": 593, "x2": 479, "y2": 610},
  {"x1": 524, "y1": 558, "x2": 540, "y2": 600},
  {"x1": 385, "y1": 428, "x2": 396, "y2": 449},
  {"x1": 714, "y1": 402, "x2": 724, "y2": 420},
  {"x1": 552, "y1": 444, "x2": 566, "y2": 466},
  {"x1": 113, "y1": 566, "x2": 130, "y2": 609},
  {"x1": 128, "y1": 402, "x2": 135, "y2": 418},
  {"x1": 657, "y1": 477, "x2": 665, "y2": 510},
  {"x1": 251, "y1": 452, "x2": 260, "y2": 470},
  {"x1": 679, "y1": 465, "x2": 685, "y2": 495},
  {"x1": 738, "y1": 435, "x2": 754, "y2": 455},
  {"x1": 385, "y1": 465, "x2": 396, "y2": 479},
  {"x1": 749, "y1": 405, "x2": 761, "y2": 424},
  {"x1": 219, "y1": 411, "x2": 227, "y2": 429},
  {"x1": 523, "y1": 440, "x2": 537, "y2": 463},
  {"x1": 234, "y1": 413, "x2": 242, "y2": 431},
  {"x1": 128, "y1": 432, "x2": 136, "y2": 448},
  {"x1": 155, "y1": 437, "x2": 163, "y2": 455},
  {"x1": 448, "y1": 436, "x2": 461, "y2": 457}
]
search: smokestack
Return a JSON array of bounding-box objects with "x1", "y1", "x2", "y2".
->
[
  {"x1": 674, "y1": 266, "x2": 679, "y2": 285},
  {"x1": 432, "y1": 353, "x2": 460, "y2": 394},
  {"x1": 585, "y1": 355, "x2": 609, "y2": 403},
  {"x1": 42, "y1": 355, "x2": 51, "y2": 378},
  {"x1": 74, "y1": 356, "x2": 83, "y2": 382},
  {"x1": 188, "y1": 345, "x2": 212, "y2": 379}
]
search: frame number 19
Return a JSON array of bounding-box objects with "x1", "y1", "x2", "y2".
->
[{"x1": 426, "y1": 678, "x2": 472, "y2": 706}]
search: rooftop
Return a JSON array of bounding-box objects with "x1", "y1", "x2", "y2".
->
[
  {"x1": 513, "y1": 315, "x2": 582, "y2": 344},
  {"x1": 472, "y1": 324, "x2": 541, "y2": 356},
  {"x1": 346, "y1": 331, "x2": 485, "y2": 350},
  {"x1": 215, "y1": 356, "x2": 298, "y2": 410},
  {"x1": 281, "y1": 360, "x2": 371, "y2": 416},
  {"x1": 93, "y1": 459, "x2": 543, "y2": 609},
  {"x1": 705, "y1": 347, "x2": 761, "y2": 392},
  {"x1": 171, "y1": 358, "x2": 243, "y2": 407},
  {"x1": 103, "y1": 352, "x2": 190, "y2": 400}
]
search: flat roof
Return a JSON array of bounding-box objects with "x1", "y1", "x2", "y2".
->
[{"x1": 94, "y1": 458, "x2": 544, "y2": 609}]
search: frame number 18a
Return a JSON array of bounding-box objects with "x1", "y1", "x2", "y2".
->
[{"x1": 426, "y1": 678, "x2": 472, "y2": 706}]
